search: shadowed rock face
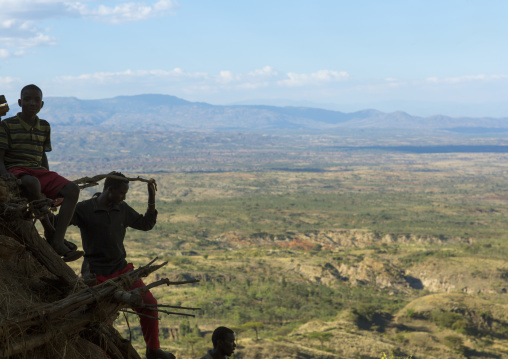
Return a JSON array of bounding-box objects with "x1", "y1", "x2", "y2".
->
[{"x1": 404, "y1": 275, "x2": 424, "y2": 290}]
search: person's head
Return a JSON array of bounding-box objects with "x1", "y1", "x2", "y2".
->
[
  {"x1": 211, "y1": 326, "x2": 236, "y2": 356},
  {"x1": 18, "y1": 84, "x2": 43, "y2": 119},
  {"x1": 103, "y1": 171, "x2": 129, "y2": 204}
]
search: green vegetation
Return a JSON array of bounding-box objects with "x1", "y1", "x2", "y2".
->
[
  {"x1": 306, "y1": 331, "x2": 333, "y2": 346},
  {"x1": 443, "y1": 335, "x2": 467, "y2": 355},
  {"x1": 238, "y1": 322, "x2": 264, "y2": 341},
  {"x1": 61, "y1": 140, "x2": 508, "y2": 358},
  {"x1": 380, "y1": 353, "x2": 412, "y2": 359}
]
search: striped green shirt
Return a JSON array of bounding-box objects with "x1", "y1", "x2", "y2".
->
[{"x1": 0, "y1": 113, "x2": 52, "y2": 170}]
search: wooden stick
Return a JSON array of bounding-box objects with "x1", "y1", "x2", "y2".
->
[
  {"x1": 113, "y1": 290, "x2": 143, "y2": 307},
  {"x1": 122, "y1": 308, "x2": 196, "y2": 318},
  {"x1": 143, "y1": 304, "x2": 201, "y2": 311},
  {"x1": 1, "y1": 259, "x2": 179, "y2": 336},
  {"x1": 141, "y1": 308, "x2": 196, "y2": 318},
  {"x1": 73, "y1": 174, "x2": 157, "y2": 190},
  {"x1": 120, "y1": 310, "x2": 159, "y2": 320},
  {"x1": 15, "y1": 261, "x2": 168, "y2": 327},
  {"x1": 130, "y1": 278, "x2": 200, "y2": 295}
]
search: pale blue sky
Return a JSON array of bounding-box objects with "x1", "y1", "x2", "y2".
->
[{"x1": 1, "y1": 0, "x2": 508, "y2": 117}]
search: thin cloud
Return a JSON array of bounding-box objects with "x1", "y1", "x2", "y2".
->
[
  {"x1": 0, "y1": 49, "x2": 11, "y2": 59},
  {"x1": 69, "y1": 0, "x2": 179, "y2": 24},
  {"x1": 0, "y1": 76, "x2": 19, "y2": 86},
  {"x1": 247, "y1": 66, "x2": 279, "y2": 78},
  {"x1": 54, "y1": 67, "x2": 348, "y2": 92},
  {"x1": 384, "y1": 77, "x2": 407, "y2": 88},
  {"x1": 57, "y1": 68, "x2": 209, "y2": 83},
  {"x1": 1, "y1": 33, "x2": 56, "y2": 49},
  {"x1": 426, "y1": 74, "x2": 508, "y2": 84},
  {"x1": 0, "y1": 77, "x2": 22, "y2": 103},
  {"x1": 218, "y1": 71, "x2": 238, "y2": 83},
  {"x1": 0, "y1": 0, "x2": 179, "y2": 58},
  {"x1": 278, "y1": 70, "x2": 349, "y2": 87}
]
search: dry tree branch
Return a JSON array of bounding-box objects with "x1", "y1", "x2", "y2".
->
[
  {"x1": 73, "y1": 174, "x2": 158, "y2": 190},
  {"x1": 130, "y1": 278, "x2": 200, "y2": 296},
  {"x1": 146, "y1": 309, "x2": 196, "y2": 318},
  {"x1": 143, "y1": 304, "x2": 201, "y2": 311},
  {"x1": 0, "y1": 259, "x2": 197, "y2": 357},
  {"x1": 119, "y1": 310, "x2": 159, "y2": 321}
]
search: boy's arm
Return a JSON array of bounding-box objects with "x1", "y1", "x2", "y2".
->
[
  {"x1": 0, "y1": 149, "x2": 15, "y2": 179},
  {"x1": 42, "y1": 152, "x2": 49, "y2": 170}
]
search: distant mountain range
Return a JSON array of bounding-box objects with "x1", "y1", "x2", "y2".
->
[{"x1": 9, "y1": 94, "x2": 508, "y2": 132}]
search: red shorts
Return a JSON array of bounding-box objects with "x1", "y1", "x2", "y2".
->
[
  {"x1": 95, "y1": 263, "x2": 160, "y2": 350},
  {"x1": 8, "y1": 167, "x2": 70, "y2": 200}
]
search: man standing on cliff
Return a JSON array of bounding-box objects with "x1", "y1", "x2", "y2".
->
[{"x1": 68, "y1": 171, "x2": 175, "y2": 359}]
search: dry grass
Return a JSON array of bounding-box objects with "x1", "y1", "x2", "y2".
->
[{"x1": 0, "y1": 242, "x2": 106, "y2": 359}]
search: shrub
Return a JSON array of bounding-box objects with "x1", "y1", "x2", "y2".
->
[
  {"x1": 444, "y1": 335, "x2": 467, "y2": 355},
  {"x1": 305, "y1": 331, "x2": 333, "y2": 346},
  {"x1": 430, "y1": 310, "x2": 463, "y2": 329},
  {"x1": 405, "y1": 308, "x2": 416, "y2": 318},
  {"x1": 430, "y1": 310, "x2": 476, "y2": 335},
  {"x1": 380, "y1": 352, "x2": 412, "y2": 359}
]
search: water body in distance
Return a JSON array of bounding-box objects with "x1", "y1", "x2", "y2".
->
[{"x1": 330, "y1": 145, "x2": 508, "y2": 154}]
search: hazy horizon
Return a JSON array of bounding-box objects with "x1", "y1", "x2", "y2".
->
[{"x1": 2, "y1": 1, "x2": 508, "y2": 118}]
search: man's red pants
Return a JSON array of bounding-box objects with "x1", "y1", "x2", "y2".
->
[{"x1": 95, "y1": 263, "x2": 160, "y2": 349}]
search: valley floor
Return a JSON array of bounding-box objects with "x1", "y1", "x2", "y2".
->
[{"x1": 61, "y1": 149, "x2": 508, "y2": 358}]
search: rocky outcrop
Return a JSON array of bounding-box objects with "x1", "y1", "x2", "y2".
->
[
  {"x1": 0, "y1": 176, "x2": 196, "y2": 358},
  {"x1": 213, "y1": 229, "x2": 469, "y2": 250},
  {"x1": 285, "y1": 257, "x2": 417, "y2": 293}
]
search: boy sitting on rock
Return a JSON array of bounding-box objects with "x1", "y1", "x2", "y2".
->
[{"x1": 0, "y1": 84, "x2": 83, "y2": 262}]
